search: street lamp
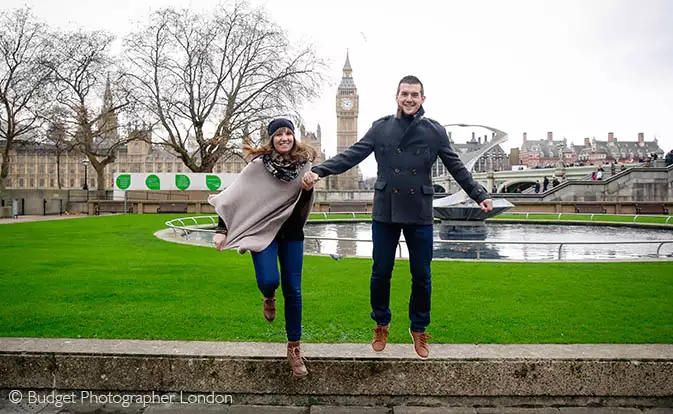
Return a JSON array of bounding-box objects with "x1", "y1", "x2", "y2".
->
[{"x1": 82, "y1": 158, "x2": 89, "y2": 191}]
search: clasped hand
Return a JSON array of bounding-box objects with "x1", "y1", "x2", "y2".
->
[{"x1": 302, "y1": 171, "x2": 320, "y2": 190}]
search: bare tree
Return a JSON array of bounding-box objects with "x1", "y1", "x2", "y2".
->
[
  {"x1": 0, "y1": 7, "x2": 51, "y2": 193},
  {"x1": 124, "y1": 2, "x2": 325, "y2": 173},
  {"x1": 42, "y1": 29, "x2": 135, "y2": 198}
]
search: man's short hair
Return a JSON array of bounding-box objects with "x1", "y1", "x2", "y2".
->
[{"x1": 397, "y1": 75, "x2": 424, "y2": 97}]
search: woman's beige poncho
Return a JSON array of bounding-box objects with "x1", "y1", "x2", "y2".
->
[{"x1": 208, "y1": 158, "x2": 314, "y2": 253}]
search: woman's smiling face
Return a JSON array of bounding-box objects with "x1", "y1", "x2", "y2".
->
[{"x1": 272, "y1": 127, "x2": 295, "y2": 155}]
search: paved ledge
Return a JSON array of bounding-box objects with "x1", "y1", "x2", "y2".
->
[
  {"x1": 1, "y1": 338, "x2": 672, "y2": 409},
  {"x1": 0, "y1": 214, "x2": 89, "y2": 225},
  {"x1": 2, "y1": 338, "x2": 673, "y2": 360}
]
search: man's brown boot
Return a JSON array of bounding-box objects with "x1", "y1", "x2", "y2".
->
[
  {"x1": 287, "y1": 341, "x2": 308, "y2": 378},
  {"x1": 263, "y1": 296, "x2": 276, "y2": 322},
  {"x1": 409, "y1": 328, "x2": 432, "y2": 359},
  {"x1": 371, "y1": 325, "x2": 389, "y2": 352}
]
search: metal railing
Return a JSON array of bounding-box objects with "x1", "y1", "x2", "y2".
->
[
  {"x1": 164, "y1": 214, "x2": 673, "y2": 261},
  {"x1": 497, "y1": 211, "x2": 673, "y2": 225},
  {"x1": 165, "y1": 215, "x2": 218, "y2": 237},
  {"x1": 304, "y1": 236, "x2": 673, "y2": 260}
]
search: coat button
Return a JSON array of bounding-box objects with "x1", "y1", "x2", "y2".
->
[
  {"x1": 394, "y1": 168, "x2": 400, "y2": 174},
  {"x1": 396, "y1": 148, "x2": 402, "y2": 153},
  {"x1": 392, "y1": 188, "x2": 399, "y2": 194},
  {"x1": 409, "y1": 188, "x2": 415, "y2": 194},
  {"x1": 411, "y1": 169, "x2": 417, "y2": 175}
]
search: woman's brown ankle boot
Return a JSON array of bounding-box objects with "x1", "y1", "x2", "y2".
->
[{"x1": 287, "y1": 341, "x2": 307, "y2": 378}]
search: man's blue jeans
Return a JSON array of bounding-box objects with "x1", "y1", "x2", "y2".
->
[
  {"x1": 251, "y1": 240, "x2": 303, "y2": 342},
  {"x1": 370, "y1": 220, "x2": 433, "y2": 332}
]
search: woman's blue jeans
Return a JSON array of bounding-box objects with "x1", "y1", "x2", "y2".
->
[
  {"x1": 251, "y1": 239, "x2": 303, "y2": 342},
  {"x1": 370, "y1": 220, "x2": 433, "y2": 332}
]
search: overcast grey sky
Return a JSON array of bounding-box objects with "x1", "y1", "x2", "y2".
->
[{"x1": 5, "y1": 0, "x2": 673, "y2": 177}]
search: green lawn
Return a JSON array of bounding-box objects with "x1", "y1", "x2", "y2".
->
[
  {"x1": 493, "y1": 213, "x2": 672, "y2": 225},
  {"x1": 1, "y1": 214, "x2": 672, "y2": 344}
]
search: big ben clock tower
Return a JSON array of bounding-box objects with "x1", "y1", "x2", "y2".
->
[{"x1": 334, "y1": 52, "x2": 361, "y2": 190}]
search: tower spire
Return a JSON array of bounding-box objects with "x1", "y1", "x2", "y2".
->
[
  {"x1": 343, "y1": 50, "x2": 352, "y2": 71},
  {"x1": 103, "y1": 73, "x2": 113, "y2": 110},
  {"x1": 339, "y1": 51, "x2": 356, "y2": 89},
  {"x1": 98, "y1": 72, "x2": 119, "y2": 143}
]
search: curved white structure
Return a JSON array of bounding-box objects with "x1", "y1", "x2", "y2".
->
[{"x1": 433, "y1": 124, "x2": 514, "y2": 239}]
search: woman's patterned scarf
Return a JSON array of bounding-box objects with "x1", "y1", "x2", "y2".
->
[{"x1": 262, "y1": 151, "x2": 307, "y2": 182}]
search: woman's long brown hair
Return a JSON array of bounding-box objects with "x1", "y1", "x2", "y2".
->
[{"x1": 242, "y1": 127, "x2": 318, "y2": 162}]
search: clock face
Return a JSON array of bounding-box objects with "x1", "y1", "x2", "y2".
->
[{"x1": 341, "y1": 99, "x2": 353, "y2": 110}]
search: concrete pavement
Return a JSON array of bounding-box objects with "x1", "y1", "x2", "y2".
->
[{"x1": 0, "y1": 214, "x2": 90, "y2": 225}]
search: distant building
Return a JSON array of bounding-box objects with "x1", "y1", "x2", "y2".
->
[
  {"x1": 299, "y1": 123, "x2": 324, "y2": 162},
  {"x1": 431, "y1": 131, "x2": 509, "y2": 178},
  {"x1": 520, "y1": 131, "x2": 665, "y2": 168}
]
